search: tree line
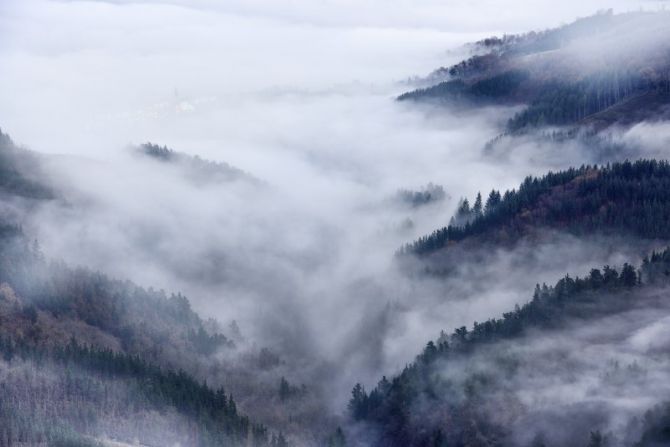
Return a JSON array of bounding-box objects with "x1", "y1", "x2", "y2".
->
[{"x1": 401, "y1": 160, "x2": 670, "y2": 257}]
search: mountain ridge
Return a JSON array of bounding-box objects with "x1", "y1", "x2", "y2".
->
[{"x1": 398, "y1": 11, "x2": 670, "y2": 133}]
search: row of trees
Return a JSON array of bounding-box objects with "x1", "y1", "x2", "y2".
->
[
  {"x1": 476, "y1": 10, "x2": 617, "y2": 57},
  {"x1": 402, "y1": 66, "x2": 669, "y2": 129},
  {"x1": 401, "y1": 160, "x2": 670, "y2": 256},
  {"x1": 449, "y1": 190, "x2": 502, "y2": 227},
  {"x1": 397, "y1": 70, "x2": 528, "y2": 103},
  {"x1": 432, "y1": 11, "x2": 620, "y2": 83},
  {"x1": 139, "y1": 142, "x2": 258, "y2": 185},
  {"x1": 395, "y1": 183, "x2": 446, "y2": 208}
]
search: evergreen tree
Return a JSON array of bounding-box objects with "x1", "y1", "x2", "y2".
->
[
  {"x1": 485, "y1": 190, "x2": 501, "y2": 213},
  {"x1": 473, "y1": 192, "x2": 483, "y2": 217},
  {"x1": 279, "y1": 377, "x2": 291, "y2": 401},
  {"x1": 327, "y1": 427, "x2": 347, "y2": 447},
  {"x1": 620, "y1": 263, "x2": 638, "y2": 287},
  {"x1": 348, "y1": 384, "x2": 368, "y2": 421},
  {"x1": 586, "y1": 431, "x2": 606, "y2": 447}
]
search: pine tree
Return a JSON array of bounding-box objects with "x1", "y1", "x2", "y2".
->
[
  {"x1": 279, "y1": 377, "x2": 291, "y2": 401},
  {"x1": 485, "y1": 190, "x2": 501, "y2": 214},
  {"x1": 348, "y1": 384, "x2": 368, "y2": 420},
  {"x1": 327, "y1": 427, "x2": 346, "y2": 447},
  {"x1": 473, "y1": 192, "x2": 483, "y2": 217}
]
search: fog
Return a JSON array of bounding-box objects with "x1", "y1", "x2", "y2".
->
[
  {"x1": 415, "y1": 286, "x2": 670, "y2": 447},
  {"x1": 1, "y1": 0, "x2": 669, "y2": 443}
]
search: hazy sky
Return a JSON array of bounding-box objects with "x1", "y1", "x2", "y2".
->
[{"x1": 0, "y1": 0, "x2": 663, "y2": 155}]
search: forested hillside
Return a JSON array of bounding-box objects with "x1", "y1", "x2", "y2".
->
[
  {"x1": 0, "y1": 133, "x2": 289, "y2": 446},
  {"x1": 0, "y1": 225, "x2": 231, "y2": 365},
  {"x1": 0, "y1": 338, "x2": 281, "y2": 447},
  {"x1": 0, "y1": 223, "x2": 292, "y2": 446},
  {"x1": 393, "y1": 183, "x2": 447, "y2": 209},
  {"x1": 346, "y1": 250, "x2": 670, "y2": 446},
  {"x1": 398, "y1": 11, "x2": 670, "y2": 132},
  {"x1": 401, "y1": 159, "x2": 670, "y2": 257},
  {"x1": 137, "y1": 143, "x2": 260, "y2": 186},
  {"x1": 0, "y1": 129, "x2": 53, "y2": 200}
]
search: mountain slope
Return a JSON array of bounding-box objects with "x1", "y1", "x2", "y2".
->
[
  {"x1": 0, "y1": 132, "x2": 289, "y2": 446},
  {"x1": 399, "y1": 11, "x2": 670, "y2": 133},
  {"x1": 0, "y1": 223, "x2": 291, "y2": 446},
  {"x1": 346, "y1": 250, "x2": 670, "y2": 446},
  {"x1": 0, "y1": 129, "x2": 54, "y2": 201},
  {"x1": 400, "y1": 160, "x2": 670, "y2": 259}
]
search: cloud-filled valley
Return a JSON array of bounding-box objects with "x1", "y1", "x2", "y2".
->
[{"x1": 2, "y1": 1, "x2": 670, "y2": 446}]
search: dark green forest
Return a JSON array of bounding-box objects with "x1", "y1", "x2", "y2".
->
[
  {"x1": 401, "y1": 160, "x2": 670, "y2": 256},
  {"x1": 398, "y1": 70, "x2": 530, "y2": 104},
  {"x1": 398, "y1": 11, "x2": 670, "y2": 132}
]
